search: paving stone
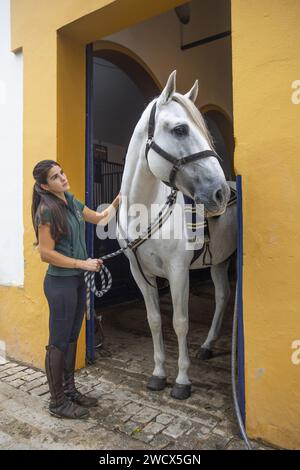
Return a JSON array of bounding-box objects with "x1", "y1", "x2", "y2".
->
[
  {"x1": 0, "y1": 392, "x2": 9, "y2": 403},
  {"x1": 1, "y1": 367, "x2": 27, "y2": 378},
  {"x1": 100, "y1": 370, "x2": 128, "y2": 385},
  {"x1": 75, "y1": 385, "x2": 94, "y2": 395},
  {"x1": 0, "y1": 409, "x2": 15, "y2": 427},
  {"x1": 200, "y1": 433, "x2": 232, "y2": 450},
  {"x1": 7, "y1": 379, "x2": 25, "y2": 388},
  {"x1": 122, "y1": 402, "x2": 144, "y2": 418},
  {"x1": 0, "y1": 440, "x2": 35, "y2": 450},
  {"x1": 91, "y1": 400, "x2": 115, "y2": 420},
  {"x1": 101, "y1": 411, "x2": 126, "y2": 429},
  {"x1": 9, "y1": 365, "x2": 28, "y2": 372},
  {"x1": 105, "y1": 389, "x2": 132, "y2": 409},
  {"x1": 0, "y1": 358, "x2": 9, "y2": 366},
  {"x1": 19, "y1": 377, "x2": 48, "y2": 392},
  {"x1": 24, "y1": 368, "x2": 38, "y2": 375},
  {"x1": 0, "y1": 371, "x2": 11, "y2": 379},
  {"x1": 190, "y1": 410, "x2": 219, "y2": 430},
  {"x1": 22, "y1": 373, "x2": 44, "y2": 383},
  {"x1": 29, "y1": 384, "x2": 50, "y2": 397},
  {"x1": 0, "y1": 430, "x2": 13, "y2": 446},
  {"x1": 126, "y1": 364, "x2": 145, "y2": 374},
  {"x1": 25, "y1": 371, "x2": 45, "y2": 382},
  {"x1": 212, "y1": 420, "x2": 238, "y2": 438},
  {"x1": 185, "y1": 425, "x2": 203, "y2": 437},
  {"x1": 91, "y1": 382, "x2": 115, "y2": 395},
  {"x1": 119, "y1": 420, "x2": 142, "y2": 437},
  {"x1": 163, "y1": 418, "x2": 193, "y2": 439},
  {"x1": 149, "y1": 433, "x2": 173, "y2": 450},
  {"x1": 156, "y1": 413, "x2": 174, "y2": 426},
  {"x1": 115, "y1": 389, "x2": 141, "y2": 403},
  {"x1": 0, "y1": 363, "x2": 19, "y2": 371},
  {"x1": 168, "y1": 426, "x2": 207, "y2": 450},
  {"x1": 76, "y1": 375, "x2": 101, "y2": 388},
  {"x1": 133, "y1": 431, "x2": 154, "y2": 444},
  {"x1": 3, "y1": 370, "x2": 30, "y2": 381},
  {"x1": 197, "y1": 404, "x2": 227, "y2": 420},
  {"x1": 143, "y1": 421, "x2": 165, "y2": 435},
  {"x1": 189, "y1": 390, "x2": 228, "y2": 410},
  {"x1": 11, "y1": 404, "x2": 97, "y2": 436},
  {"x1": 135, "y1": 406, "x2": 160, "y2": 424},
  {"x1": 40, "y1": 392, "x2": 51, "y2": 402}
]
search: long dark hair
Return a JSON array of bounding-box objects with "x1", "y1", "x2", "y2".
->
[{"x1": 32, "y1": 160, "x2": 69, "y2": 245}]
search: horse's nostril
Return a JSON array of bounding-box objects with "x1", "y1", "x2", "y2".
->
[{"x1": 214, "y1": 189, "x2": 223, "y2": 205}]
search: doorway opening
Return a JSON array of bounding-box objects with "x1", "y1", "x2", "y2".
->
[{"x1": 85, "y1": 0, "x2": 245, "y2": 434}]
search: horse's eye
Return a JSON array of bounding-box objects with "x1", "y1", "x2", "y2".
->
[{"x1": 172, "y1": 124, "x2": 189, "y2": 137}]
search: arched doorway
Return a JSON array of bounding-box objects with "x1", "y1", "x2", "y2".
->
[{"x1": 89, "y1": 42, "x2": 161, "y2": 307}]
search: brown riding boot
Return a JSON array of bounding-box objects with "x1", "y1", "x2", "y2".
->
[
  {"x1": 45, "y1": 345, "x2": 89, "y2": 419},
  {"x1": 64, "y1": 341, "x2": 98, "y2": 408}
]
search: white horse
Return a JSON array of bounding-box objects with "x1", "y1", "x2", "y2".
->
[{"x1": 117, "y1": 71, "x2": 236, "y2": 400}]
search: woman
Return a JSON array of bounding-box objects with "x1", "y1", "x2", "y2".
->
[{"x1": 31, "y1": 159, "x2": 120, "y2": 419}]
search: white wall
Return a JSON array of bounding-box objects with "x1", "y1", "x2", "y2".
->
[
  {"x1": 0, "y1": 0, "x2": 24, "y2": 286},
  {"x1": 104, "y1": 0, "x2": 232, "y2": 118}
]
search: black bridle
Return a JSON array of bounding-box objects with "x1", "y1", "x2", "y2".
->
[{"x1": 145, "y1": 100, "x2": 221, "y2": 190}]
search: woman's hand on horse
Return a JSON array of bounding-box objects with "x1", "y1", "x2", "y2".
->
[
  {"x1": 80, "y1": 258, "x2": 103, "y2": 272},
  {"x1": 112, "y1": 192, "x2": 121, "y2": 209}
]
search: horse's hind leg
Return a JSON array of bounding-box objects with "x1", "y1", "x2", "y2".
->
[
  {"x1": 129, "y1": 263, "x2": 167, "y2": 391},
  {"x1": 197, "y1": 259, "x2": 231, "y2": 360}
]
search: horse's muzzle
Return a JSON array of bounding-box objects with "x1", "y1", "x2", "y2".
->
[{"x1": 194, "y1": 182, "x2": 230, "y2": 214}]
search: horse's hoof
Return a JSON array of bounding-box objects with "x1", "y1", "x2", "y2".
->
[
  {"x1": 170, "y1": 383, "x2": 191, "y2": 400},
  {"x1": 196, "y1": 347, "x2": 213, "y2": 360},
  {"x1": 147, "y1": 376, "x2": 167, "y2": 391}
]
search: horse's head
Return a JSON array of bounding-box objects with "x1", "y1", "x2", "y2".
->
[{"x1": 145, "y1": 70, "x2": 230, "y2": 215}]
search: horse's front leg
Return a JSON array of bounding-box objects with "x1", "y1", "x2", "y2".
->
[
  {"x1": 129, "y1": 262, "x2": 167, "y2": 391},
  {"x1": 169, "y1": 269, "x2": 191, "y2": 400}
]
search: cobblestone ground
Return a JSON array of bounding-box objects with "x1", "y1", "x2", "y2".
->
[{"x1": 0, "y1": 280, "x2": 274, "y2": 450}]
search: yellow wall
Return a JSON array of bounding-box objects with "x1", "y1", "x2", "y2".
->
[
  {"x1": 4, "y1": 0, "x2": 299, "y2": 449},
  {"x1": 1, "y1": 0, "x2": 183, "y2": 369},
  {"x1": 232, "y1": 0, "x2": 300, "y2": 449}
]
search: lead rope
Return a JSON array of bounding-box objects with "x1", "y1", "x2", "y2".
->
[{"x1": 84, "y1": 189, "x2": 177, "y2": 305}]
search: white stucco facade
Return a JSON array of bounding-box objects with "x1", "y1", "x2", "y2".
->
[{"x1": 0, "y1": 0, "x2": 24, "y2": 286}]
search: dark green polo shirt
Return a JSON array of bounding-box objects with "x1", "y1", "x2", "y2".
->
[{"x1": 38, "y1": 192, "x2": 88, "y2": 276}]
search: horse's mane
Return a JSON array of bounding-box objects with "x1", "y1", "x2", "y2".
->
[{"x1": 172, "y1": 93, "x2": 215, "y2": 150}]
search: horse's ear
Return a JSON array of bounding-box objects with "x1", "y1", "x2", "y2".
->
[
  {"x1": 157, "y1": 70, "x2": 176, "y2": 107},
  {"x1": 184, "y1": 80, "x2": 199, "y2": 103}
]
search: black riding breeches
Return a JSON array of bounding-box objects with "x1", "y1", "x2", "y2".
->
[{"x1": 43, "y1": 273, "x2": 86, "y2": 353}]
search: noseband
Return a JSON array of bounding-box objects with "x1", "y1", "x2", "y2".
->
[{"x1": 145, "y1": 101, "x2": 221, "y2": 190}]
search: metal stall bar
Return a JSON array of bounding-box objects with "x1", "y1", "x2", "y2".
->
[{"x1": 85, "y1": 43, "x2": 95, "y2": 363}]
